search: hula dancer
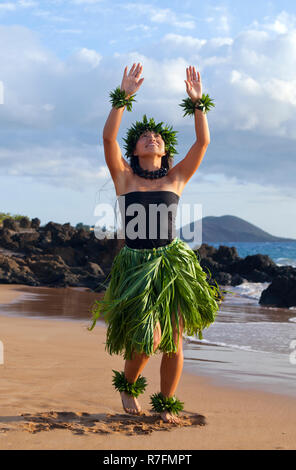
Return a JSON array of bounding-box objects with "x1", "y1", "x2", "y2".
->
[{"x1": 89, "y1": 63, "x2": 221, "y2": 424}]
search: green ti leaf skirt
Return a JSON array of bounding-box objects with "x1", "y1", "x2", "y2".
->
[{"x1": 88, "y1": 237, "x2": 222, "y2": 361}]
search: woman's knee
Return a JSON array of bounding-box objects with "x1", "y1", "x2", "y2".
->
[
  {"x1": 153, "y1": 311, "x2": 184, "y2": 352},
  {"x1": 171, "y1": 309, "x2": 184, "y2": 333},
  {"x1": 171, "y1": 309, "x2": 184, "y2": 351},
  {"x1": 153, "y1": 320, "x2": 162, "y2": 351}
]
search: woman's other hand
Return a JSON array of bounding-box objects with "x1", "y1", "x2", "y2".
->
[
  {"x1": 184, "y1": 65, "x2": 202, "y2": 102},
  {"x1": 121, "y1": 63, "x2": 144, "y2": 98}
]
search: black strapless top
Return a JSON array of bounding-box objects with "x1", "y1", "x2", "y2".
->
[{"x1": 117, "y1": 191, "x2": 180, "y2": 249}]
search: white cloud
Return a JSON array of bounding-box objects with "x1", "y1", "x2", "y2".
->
[
  {"x1": 125, "y1": 24, "x2": 152, "y2": 32},
  {"x1": 0, "y1": 143, "x2": 108, "y2": 190},
  {"x1": 0, "y1": 0, "x2": 38, "y2": 10},
  {"x1": 0, "y1": 3, "x2": 16, "y2": 11},
  {"x1": 24, "y1": 49, "x2": 48, "y2": 63},
  {"x1": 219, "y1": 65, "x2": 296, "y2": 134},
  {"x1": 119, "y1": 52, "x2": 188, "y2": 97},
  {"x1": 252, "y1": 10, "x2": 296, "y2": 35},
  {"x1": 208, "y1": 37, "x2": 233, "y2": 47},
  {"x1": 18, "y1": 0, "x2": 38, "y2": 7},
  {"x1": 264, "y1": 78, "x2": 296, "y2": 105},
  {"x1": 204, "y1": 12, "x2": 296, "y2": 139},
  {"x1": 74, "y1": 48, "x2": 102, "y2": 68},
  {"x1": 230, "y1": 70, "x2": 261, "y2": 95},
  {"x1": 72, "y1": 0, "x2": 103, "y2": 4},
  {"x1": 162, "y1": 33, "x2": 207, "y2": 49},
  {"x1": 31, "y1": 9, "x2": 70, "y2": 23},
  {"x1": 206, "y1": 5, "x2": 231, "y2": 34},
  {"x1": 32, "y1": 9, "x2": 51, "y2": 18},
  {"x1": 203, "y1": 56, "x2": 229, "y2": 67},
  {"x1": 219, "y1": 15, "x2": 230, "y2": 33},
  {"x1": 123, "y1": 3, "x2": 195, "y2": 29},
  {"x1": 58, "y1": 29, "x2": 82, "y2": 34},
  {"x1": 42, "y1": 104, "x2": 55, "y2": 112},
  {"x1": 49, "y1": 16, "x2": 73, "y2": 23}
]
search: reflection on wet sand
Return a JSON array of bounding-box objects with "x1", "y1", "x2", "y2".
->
[{"x1": 0, "y1": 284, "x2": 105, "y2": 322}]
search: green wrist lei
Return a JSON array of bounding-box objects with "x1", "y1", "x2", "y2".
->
[
  {"x1": 112, "y1": 370, "x2": 147, "y2": 397},
  {"x1": 179, "y1": 93, "x2": 215, "y2": 116},
  {"x1": 109, "y1": 86, "x2": 136, "y2": 112},
  {"x1": 150, "y1": 392, "x2": 184, "y2": 415}
]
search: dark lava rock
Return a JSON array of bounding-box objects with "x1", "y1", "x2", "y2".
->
[
  {"x1": 196, "y1": 243, "x2": 217, "y2": 259},
  {"x1": 0, "y1": 254, "x2": 37, "y2": 285},
  {"x1": 231, "y1": 254, "x2": 276, "y2": 275},
  {"x1": 212, "y1": 271, "x2": 232, "y2": 286},
  {"x1": 212, "y1": 245, "x2": 240, "y2": 266},
  {"x1": 12, "y1": 231, "x2": 40, "y2": 250},
  {"x1": 26, "y1": 254, "x2": 80, "y2": 286},
  {"x1": 259, "y1": 275, "x2": 296, "y2": 308},
  {"x1": 0, "y1": 228, "x2": 20, "y2": 250},
  {"x1": 19, "y1": 217, "x2": 31, "y2": 229},
  {"x1": 230, "y1": 273, "x2": 246, "y2": 286},
  {"x1": 31, "y1": 218, "x2": 41, "y2": 229},
  {"x1": 42, "y1": 221, "x2": 76, "y2": 245},
  {"x1": 3, "y1": 218, "x2": 19, "y2": 231}
]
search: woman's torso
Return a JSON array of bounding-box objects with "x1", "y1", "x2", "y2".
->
[
  {"x1": 112, "y1": 164, "x2": 186, "y2": 248},
  {"x1": 117, "y1": 189, "x2": 180, "y2": 249}
]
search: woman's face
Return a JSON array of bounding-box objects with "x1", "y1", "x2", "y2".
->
[{"x1": 133, "y1": 131, "x2": 166, "y2": 157}]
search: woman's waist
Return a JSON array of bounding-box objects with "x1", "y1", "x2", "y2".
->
[{"x1": 124, "y1": 236, "x2": 178, "y2": 251}]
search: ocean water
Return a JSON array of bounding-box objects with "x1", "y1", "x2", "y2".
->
[
  {"x1": 203, "y1": 241, "x2": 296, "y2": 268},
  {"x1": 184, "y1": 281, "x2": 296, "y2": 397},
  {"x1": 182, "y1": 241, "x2": 296, "y2": 397}
]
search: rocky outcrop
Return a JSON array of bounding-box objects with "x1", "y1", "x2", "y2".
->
[
  {"x1": 259, "y1": 274, "x2": 296, "y2": 308},
  {"x1": 0, "y1": 218, "x2": 123, "y2": 290},
  {"x1": 197, "y1": 244, "x2": 280, "y2": 286},
  {"x1": 196, "y1": 243, "x2": 296, "y2": 308}
]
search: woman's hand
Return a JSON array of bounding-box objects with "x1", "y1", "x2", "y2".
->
[
  {"x1": 184, "y1": 65, "x2": 202, "y2": 102},
  {"x1": 121, "y1": 63, "x2": 144, "y2": 97}
]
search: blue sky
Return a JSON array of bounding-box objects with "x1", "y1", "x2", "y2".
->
[{"x1": 0, "y1": 0, "x2": 296, "y2": 238}]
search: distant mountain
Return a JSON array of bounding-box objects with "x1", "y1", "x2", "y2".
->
[{"x1": 179, "y1": 214, "x2": 296, "y2": 243}]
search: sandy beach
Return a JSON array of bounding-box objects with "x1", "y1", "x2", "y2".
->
[{"x1": 0, "y1": 284, "x2": 296, "y2": 450}]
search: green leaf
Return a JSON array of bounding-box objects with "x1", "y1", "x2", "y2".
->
[
  {"x1": 150, "y1": 392, "x2": 184, "y2": 415},
  {"x1": 179, "y1": 93, "x2": 215, "y2": 116},
  {"x1": 109, "y1": 86, "x2": 137, "y2": 112},
  {"x1": 112, "y1": 370, "x2": 147, "y2": 397}
]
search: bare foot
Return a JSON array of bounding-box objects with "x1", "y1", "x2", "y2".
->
[
  {"x1": 160, "y1": 411, "x2": 181, "y2": 424},
  {"x1": 120, "y1": 392, "x2": 142, "y2": 415}
]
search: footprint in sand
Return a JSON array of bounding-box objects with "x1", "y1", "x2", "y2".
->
[{"x1": 16, "y1": 410, "x2": 206, "y2": 435}]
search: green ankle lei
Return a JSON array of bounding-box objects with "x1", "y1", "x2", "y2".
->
[
  {"x1": 150, "y1": 392, "x2": 184, "y2": 415},
  {"x1": 109, "y1": 86, "x2": 136, "y2": 112},
  {"x1": 179, "y1": 93, "x2": 215, "y2": 116},
  {"x1": 112, "y1": 370, "x2": 147, "y2": 397}
]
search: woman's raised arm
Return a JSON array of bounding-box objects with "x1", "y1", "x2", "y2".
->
[
  {"x1": 103, "y1": 63, "x2": 144, "y2": 141},
  {"x1": 170, "y1": 65, "x2": 210, "y2": 186},
  {"x1": 103, "y1": 63, "x2": 144, "y2": 180}
]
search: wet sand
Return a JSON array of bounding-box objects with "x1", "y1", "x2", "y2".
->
[{"x1": 0, "y1": 284, "x2": 296, "y2": 450}]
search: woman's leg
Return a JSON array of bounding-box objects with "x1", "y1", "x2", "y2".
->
[
  {"x1": 120, "y1": 321, "x2": 162, "y2": 415},
  {"x1": 159, "y1": 310, "x2": 184, "y2": 423}
]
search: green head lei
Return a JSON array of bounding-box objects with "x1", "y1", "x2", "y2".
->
[{"x1": 123, "y1": 114, "x2": 178, "y2": 161}]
